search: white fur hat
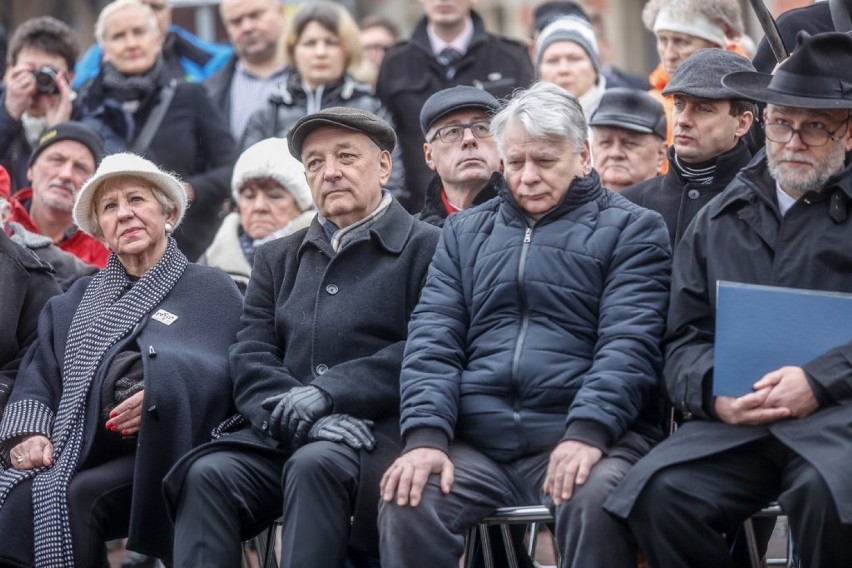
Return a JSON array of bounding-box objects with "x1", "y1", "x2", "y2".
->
[
  {"x1": 74, "y1": 152, "x2": 187, "y2": 237},
  {"x1": 231, "y1": 138, "x2": 313, "y2": 212}
]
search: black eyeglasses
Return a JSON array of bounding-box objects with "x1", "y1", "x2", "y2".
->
[
  {"x1": 430, "y1": 121, "x2": 492, "y2": 144},
  {"x1": 764, "y1": 115, "x2": 851, "y2": 147}
]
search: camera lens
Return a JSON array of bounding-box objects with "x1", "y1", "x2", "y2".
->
[{"x1": 32, "y1": 67, "x2": 58, "y2": 95}]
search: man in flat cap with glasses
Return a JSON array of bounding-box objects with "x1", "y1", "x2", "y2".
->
[
  {"x1": 167, "y1": 107, "x2": 439, "y2": 568},
  {"x1": 606, "y1": 32, "x2": 852, "y2": 567}
]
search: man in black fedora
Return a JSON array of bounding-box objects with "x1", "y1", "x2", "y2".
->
[{"x1": 605, "y1": 32, "x2": 852, "y2": 567}]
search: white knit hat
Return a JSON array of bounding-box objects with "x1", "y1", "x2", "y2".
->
[
  {"x1": 74, "y1": 152, "x2": 187, "y2": 237},
  {"x1": 231, "y1": 138, "x2": 313, "y2": 212},
  {"x1": 653, "y1": 6, "x2": 727, "y2": 48}
]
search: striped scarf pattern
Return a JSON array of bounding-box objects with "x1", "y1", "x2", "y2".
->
[{"x1": 0, "y1": 238, "x2": 187, "y2": 567}]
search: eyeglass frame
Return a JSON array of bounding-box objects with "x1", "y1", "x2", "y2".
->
[
  {"x1": 429, "y1": 120, "x2": 493, "y2": 144},
  {"x1": 763, "y1": 112, "x2": 852, "y2": 147}
]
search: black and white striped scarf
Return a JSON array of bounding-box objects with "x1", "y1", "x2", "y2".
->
[{"x1": 0, "y1": 238, "x2": 187, "y2": 566}]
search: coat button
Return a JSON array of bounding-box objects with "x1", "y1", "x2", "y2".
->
[
  {"x1": 261, "y1": 420, "x2": 269, "y2": 432},
  {"x1": 147, "y1": 405, "x2": 159, "y2": 418},
  {"x1": 687, "y1": 189, "x2": 700, "y2": 200},
  {"x1": 316, "y1": 364, "x2": 328, "y2": 375},
  {"x1": 326, "y1": 284, "x2": 339, "y2": 295}
]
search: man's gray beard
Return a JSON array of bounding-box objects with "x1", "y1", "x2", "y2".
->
[{"x1": 767, "y1": 142, "x2": 846, "y2": 198}]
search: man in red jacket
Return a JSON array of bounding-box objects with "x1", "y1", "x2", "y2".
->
[{"x1": 8, "y1": 121, "x2": 108, "y2": 267}]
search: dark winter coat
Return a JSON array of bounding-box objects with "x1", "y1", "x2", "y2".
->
[
  {"x1": 376, "y1": 11, "x2": 533, "y2": 211},
  {"x1": 76, "y1": 72, "x2": 237, "y2": 261},
  {"x1": 399, "y1": 172, "x2": 672, "y2": 462},
  {"x1": 204, "y1": 55, "x2": 238, "y2": 130},
  {"x1": 0, "y1": 232, "x2": 61, "y2": 413},
  {"x1": 240, "y1": 72, "x2": 406, "y2": 201},
  {"x1": 165, "y1": 200, "x2": 440, "y2": 555},
  {"x1": 621, "y1": 141, "x2": 752, "y2": 246},
  {"x1": 417, "y1": 171, "x2": 501, "y2": 227},
  {"x1": 0, "y1": 264, "x2": 242, "y2": 561},
  {"x1": 605, "y1": 151, "x2": 852, "y2": 524}
]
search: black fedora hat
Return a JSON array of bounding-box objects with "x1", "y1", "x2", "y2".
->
[{"x1": 722, "y1": 32, "x2": 852, "y2": 109}]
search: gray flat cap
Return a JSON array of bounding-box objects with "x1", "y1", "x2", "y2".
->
[
  {"x1": 287, "y1": 106, "x2": 397, "y2": 160},
  {"x1": 419, "y1": 86, "x2": 501, "y2": 138},
  {"x1": 662, "y1": 48, "x2": 757, "y2": 100},
  {"x1": 589, "y1": 88, "x2": 666, "y2": 139}
]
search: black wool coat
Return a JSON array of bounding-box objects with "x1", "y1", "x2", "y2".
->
[
  {"x1": 166, "y1": 200, "x2": 440, "y2": 555},
  {"x1": 606, "y1": 151, "x2": 852, "y2": 523}
]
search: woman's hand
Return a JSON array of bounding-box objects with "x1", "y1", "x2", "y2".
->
[
  {"x1": 9, "y1": 435, "x2": 53, "y2": 470},
  {"x1": 105, "y1": 390, "x2": 145, "y2": 435}
]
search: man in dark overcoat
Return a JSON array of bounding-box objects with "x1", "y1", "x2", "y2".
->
[
  {"x1": 605, "y1": 32, "x2": 852, "y2": 567},
  {"x1": 167, "y1": 107, "x2": 440, "y2": 567}
]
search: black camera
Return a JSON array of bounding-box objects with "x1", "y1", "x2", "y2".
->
[{"x1": 32, "y1": 66, "x2": 59, "y2": 95}]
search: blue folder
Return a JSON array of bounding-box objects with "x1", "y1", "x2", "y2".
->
[{"x1": 713, "y1": 281, "x2": 852, "y2": 397}]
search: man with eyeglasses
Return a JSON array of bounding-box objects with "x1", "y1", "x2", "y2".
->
[
  {"x1": 417, "y1": 86, "x2": 502, "y2": 227},
  {"x1": 379, "y1": 82, "x2": 671, "y2": 568},
  {"x1": 606, "y1": 32, "x2": 852, "y2": 567},
  {"x1": 621, "y1": 49, "x2": 755, "y2": 246}
]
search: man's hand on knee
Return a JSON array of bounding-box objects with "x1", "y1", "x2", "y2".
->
[
  {"x1": 262, "y1": 385, "x2": 332, "y2": 447},
  {"x1": 380, "y1": 448, "x2": 454, "y2": 507},
  {"x1": 544, "y1": 440, "x2": 603, "y2": 506}
]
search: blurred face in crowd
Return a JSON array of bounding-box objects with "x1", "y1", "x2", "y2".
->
[
  {"x1": 501, "y1": 120, "x2": 591, "y2": 219},
  {"x1": 360, "y1": 25, "x2": 396, "y2": 69},
  {"x1": 28, "y1": 140, "x2": 96, "y2": 214},
  {"x1": 655, "y1": 30, "x2": 718, "y2": 77},
  {"x1": 765, "y1": 105, "x2": 852, "y2": 199},
  {"x1": 302, "y1": 127, "x2": 390, "y2": 228},
  {"x1": 101, "y1": 4, "x2": 162, "y2": 76},
  {"x1": 672, "y1": 95, "x2": 751, "y2": 163},
  {"x1": 4, "y1": 47, "x2": 70, "y2": 117},
  {"x1": 238, "y1": 178, "x2": 302, "y2": 240},
  {"x1": 592, "y1": 126, "x2": 666, "y2": 191},
  {"x1": 424, "y1": 109, "x2": 501, "y2": 191},
  {"x1": 141, "y1": 0, "x2": 172, "y2": 38},
  {"x1": 294, "y1": 21, "x2": 346, "y2": 90},
  {"x1": 220, "y1": 0, "x2": 286, "y2": 64},
  {"x1": 421, "y1": 0, "x2": 476, "y2": 31},
  {"x1": 538, "y1": 41, "x2": 597, "y2": 98}
]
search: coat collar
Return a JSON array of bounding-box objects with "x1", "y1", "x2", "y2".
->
[
  {"x1": 409, "y1": 10, "x2": 490, "y2": 59},
  {"x1": 497, "y1": 169, "x2": 604, "y2": 226},
  {"x1": 419, "y1": 171, "x2": 502, "y2": 227}
]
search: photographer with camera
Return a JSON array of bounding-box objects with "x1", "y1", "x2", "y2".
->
[{"x1": 1, "y1": 17, "x2": 80, "y2": 193}]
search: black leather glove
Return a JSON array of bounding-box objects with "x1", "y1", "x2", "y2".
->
[
  {"x1": 307, "y1": 414, "x2": 376, "y2": 451},
  {"x1": 261, "y1": 385, "x2": 332, "y2": 446}
]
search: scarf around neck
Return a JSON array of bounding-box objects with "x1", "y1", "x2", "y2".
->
[{"x1": 101, "y1": 57, "x2": 165, "y2": 106}]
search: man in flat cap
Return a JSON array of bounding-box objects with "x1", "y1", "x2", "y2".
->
[
  {"x1": 621, "y1": 49, "x2": 755, "y2": 246},
  {"x1": 418, "y1": 85, "x2": 502, "y2": 227},
  {"x1": 606, "y1": 32, "x2": 852, "y2": 567},
  {"x1": 590, "y1": 88, "x2": 667, "y2": 192},
  {"x1": 378, "y1": 81, "x2": 671, "y2": 568},
  {"x1": 167, "y1": 107, "x2": 440, "y2": 567}
]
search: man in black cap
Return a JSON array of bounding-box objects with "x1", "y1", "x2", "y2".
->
[
  {"x1": 621, "y1": 48, "x2": 755, "y2": 246},
  {"x1": 605, "y1": 32, "x2": 852, "y2": 567},
  {"x1": 418, "y1": 85, "x2": 502, "y2": 227},
  {"x1": 168, "y1": 107, "x2": 440, "y2": 567},
  {"x1": 590, "y1": 88, "x2": 667, "y2": 192},
  {"x1": 7, "y1": 121, "x2": 108, "y2": 267}
]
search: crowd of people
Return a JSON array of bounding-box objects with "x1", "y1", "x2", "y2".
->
[{"x1": 1, "y1": 0, "x2": 852, "y2": 567}]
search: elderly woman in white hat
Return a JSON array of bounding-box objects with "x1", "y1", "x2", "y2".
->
[
  {"x1": 0, "y1": 153, "x2": 243, "y2": 567},
  {"x1": 199, "y1": 138, "x2": 315, "y2": 292}
]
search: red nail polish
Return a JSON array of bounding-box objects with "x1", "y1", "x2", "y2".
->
[
  {"x1": 122, "y1": 429, "x2": 129, "y2": 435},
  {"x1": 109, "y1": 410, "x2": 118, "y2": 418}
]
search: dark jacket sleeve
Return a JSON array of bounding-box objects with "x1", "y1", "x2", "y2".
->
[
  {"x1": 399, "y1": 219, "x2": 469, "y2": 452},
  {"x1": 663, "y1": 208, "x2": 717, "y2": 420},
  {"x1": 563, "y1": 207, "x2": 671, "y2": 450},
  {"x1": 802, "y1": 343, "x2": 852, "y2": 403},
  {"x1": 239, "y1": 105, "x2": 271, "y2": 151}
]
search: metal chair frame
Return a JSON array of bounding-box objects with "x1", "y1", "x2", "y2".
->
[
  {"x1": 744, "y1": 503, "x2": 799, "y2": 568},
  {"x1": 462, "y1": 505, "x2": 557, "y2": 568}
]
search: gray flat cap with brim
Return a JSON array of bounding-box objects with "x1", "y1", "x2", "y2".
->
[
  {"x1": 662, "y1": 48, "x2": 756, "y2": 100},
  {"x1": 589, "y1": 88, "x2": 667, "y2": 139},
  {"x1": 420, "y1": 86, "x2": 501, "y2": 137},
  {"x1": 287, "y1": 106, "x2": 397, "y2": 160},
  {"x1": 722, "y1": 32, "x2": 852, "y2": 109}
]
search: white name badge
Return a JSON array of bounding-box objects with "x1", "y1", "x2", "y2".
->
[{"x1": 151, "y1": 309, "x2": 178, "y2": 326}]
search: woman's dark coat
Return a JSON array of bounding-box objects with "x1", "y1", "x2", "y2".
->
[
  {"x1": 606, "y1": 151, "x2": 852, "y2": 523},
  {"x1": 77, "y1": 73, "x2": 237, "y2": 261},
  {"x1": 165, "y1": 201, "x2": 440, "y2": 555},
  {"x1": 400, "y1": 173, "x2": 672, "y2": 461},
  {"x1": 0, "y1": 264, "x2": 242, "y2": 561}
]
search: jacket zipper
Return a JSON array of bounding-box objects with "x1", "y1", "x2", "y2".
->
[{"x1": 510, "y1": 226, "x2": 533, "y2": 452}]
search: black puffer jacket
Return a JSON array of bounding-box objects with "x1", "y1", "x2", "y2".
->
[
  {"x1": 400, "y1": 172, "x2": 671, "y2": 462},
  {"x1": 241, "y1": 72, "x2": 407, "y2": 201}
]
